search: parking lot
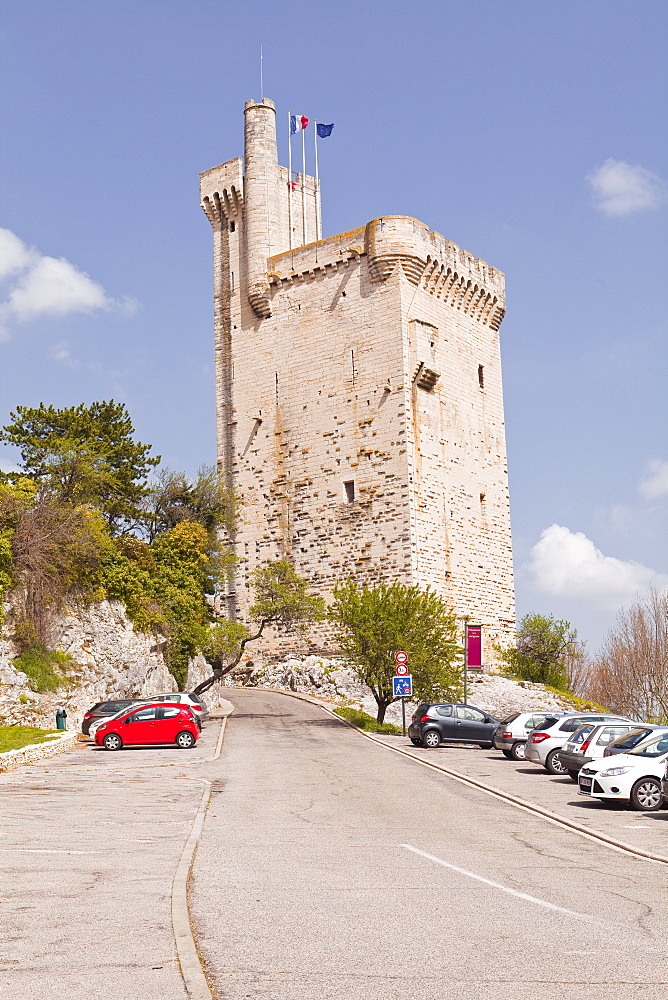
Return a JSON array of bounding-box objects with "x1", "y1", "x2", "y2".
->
[{"x1": 372, "y1": 733, "x2": 668, "y2": 859}]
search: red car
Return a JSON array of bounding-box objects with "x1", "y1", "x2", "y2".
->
[{"x1": 94, "y1": 702, "x2": 200, "y2": 751}]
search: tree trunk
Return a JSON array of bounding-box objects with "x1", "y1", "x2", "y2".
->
[
  {"x1": 191, "y1": 621, "x2": 267, "y2": 696},
  {"x1": 376, "y1": 700, "x2": 391, "y2": 724}
]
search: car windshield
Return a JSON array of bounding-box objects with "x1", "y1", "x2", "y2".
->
[
  {"x1": 99, "y1": 700, "x2": 134, "y2": 713},
  {"x1": 501, "y1": 713, "x2": 520, "y2": 725},
  {"x1": 628, "y1": 735, "x2": 668, "y2": 758}
]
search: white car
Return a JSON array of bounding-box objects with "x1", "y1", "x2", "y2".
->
[
  {"x1": 493, "y1": 711, "x2": 554, "y2": 761},
  {"x1": 578, "y1": 732, "x2": 668, "y2": 811},
  {"x1": 525, "y1": 712, "x2": 631, "y2": 774},
  {"x1": 559, "y1": 721, "x2": 642, "y2": 781}
]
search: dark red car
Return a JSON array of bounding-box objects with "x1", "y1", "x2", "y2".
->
[{"x1": 94, "y1": 703, "x2": 200, "y2": 751}]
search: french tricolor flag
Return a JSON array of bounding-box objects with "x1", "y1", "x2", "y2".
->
[{"x1": 290, "y1": 114, "x2": 309, "y2": 135}]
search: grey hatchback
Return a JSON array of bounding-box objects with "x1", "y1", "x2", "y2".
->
[{"x1": 408, "y1": 703, "x2": 499, "y2": 749}]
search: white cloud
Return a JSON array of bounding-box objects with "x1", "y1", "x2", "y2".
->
[
  {"x1": 639, "y1": 459, "x2": 668, "y2": 500},
  {"x1": 528, "y1": 524, "x2": 668, "y2": 609},
  {"x1": 0, "y1": 228, "x2": 35, "y2": 279},
  {"x1": 0, "y1": 458, "x2": 22, "y2": 474},
  {"x1": 0, "y1": 228, "x2": 125, "y2": 340},
  {"x1": 587, "y1": 159, "x2": 665, "y2": 217}
]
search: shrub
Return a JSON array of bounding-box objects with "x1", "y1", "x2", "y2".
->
[
  {"x1": 13, "y1": 647, "x2": 75, "y2": 693},
  {"x1": 335, "y1": 706, "x2": 402, "y2": 734}
]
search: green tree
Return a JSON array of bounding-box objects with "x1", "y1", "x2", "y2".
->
[
  {"x1": 101, "y1": 520, "x2": 230, "y2": 689},
  {"x1": 328, "y1": 580, "x2": 462, "y2": 723},
  {"x1": 0, "y1": 400, "x2": 160, "y2": 533},
  {"x1": 498, "y1": 613, "x2": 576, "y2": 689},
  {"x1": 193, "y1": 560, "x2": 326, "y2": 695},
  {"x1": 142, "y1": 465, "x2": 239, "y2": 543}
]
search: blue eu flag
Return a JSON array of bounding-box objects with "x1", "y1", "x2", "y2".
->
[{"x1": 316, "y1": 123, "x2": 334, "y2": 138}]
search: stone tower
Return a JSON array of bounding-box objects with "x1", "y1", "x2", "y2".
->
[{"x1": 201, "y1": 98, "x2": 515, "y2": 661}]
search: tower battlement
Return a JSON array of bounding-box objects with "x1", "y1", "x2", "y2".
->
[{"x1": 200, "y1": 100, "x2": 515, "y2": 662}]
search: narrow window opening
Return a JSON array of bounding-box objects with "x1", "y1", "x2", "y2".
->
[
  {"x1": 478, "y1": 365, "x2": 484, "y2": 388},
  {"x1": 275, "y1": 372, "x2": 279, "y2": 403},
  {"x1": 480, "y1": 493, "x2": 487, "y2": 520},
  {"x1": 344, "y1": 481, "x2": 355, "y2": 503},
  {"x1": 230, "y1": 221, "x2": 236, "y2": 232}
]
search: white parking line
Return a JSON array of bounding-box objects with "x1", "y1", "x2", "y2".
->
[
  {"x1": 402, "y1": 844, "x2": 587, "y2": 918},
  {"x1": 0, "y1": 848, "x2": 102, "y2": 855}
]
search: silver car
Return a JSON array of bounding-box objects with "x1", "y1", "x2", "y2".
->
[
  {"x1": 524, "y1": 712, "x2": 632, "y2": 775},
  {"x1": 493, "y1": 711, "x2": 554, "y2": 761},
  {"x1": 139, "y1": 692, "x2": 209, "y2": 725}
]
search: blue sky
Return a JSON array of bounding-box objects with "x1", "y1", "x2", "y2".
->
[{"x1": 1, "y1": 0, "x2": 666, "y2": 653}]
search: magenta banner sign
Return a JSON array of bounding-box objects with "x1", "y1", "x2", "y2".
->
[{"x1": 466, "y1": 626, "x2": 482, "y2": 669}]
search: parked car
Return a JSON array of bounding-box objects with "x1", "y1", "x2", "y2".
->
[
  {"x1": 524, "y1": 713, "x2": 632, "y2": 775},
  {"x1": 94, "y1": 703, "x2": 200, "y2": 751},
  {"x1": 559, "y1": 721, "x2": 641, "y2": 781},
  {"x1": 81, "y1": 699, "x2": 141, "y2": 735},
  {"x1": 578, "y1": 732, "x2": 668, "y2": 811},
  {"x1": 408, "y1": 703, "x2": 499, "y2": 749},
  {"x1": 603, "y1": 725, "x2": 668, "y2": 756},
  {"x1": 661, "y1": 759, "x2": 668, "y2": 804},
  {"x1": 493, "y1": 711, "x2": 554, "y2": 761},
  {"x1": 138, "y1": 692, "x2": 209, "y2": 726}
]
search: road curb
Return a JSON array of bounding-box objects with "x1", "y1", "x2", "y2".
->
[
  {"x1": 233, "y1": 685, "x2": 668, "y2": 868},
  {"x1": 172, "y1": 717, "x2": 228, "y2": 999}
]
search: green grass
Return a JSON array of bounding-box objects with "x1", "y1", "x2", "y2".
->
[
  {"x1": 12, "y1": 646, "x2": 75, "y2": 693},
  {"x1": 334, "y1": 706, "x2": 403, "y2": 734},
  {"x1": 0, "y1": 726, "x2": 63, "y2": 754}
]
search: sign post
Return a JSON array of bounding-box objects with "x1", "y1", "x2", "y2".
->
[
  {"x1": 392, "y1": 674, "x2": 413, "y2": 735},
  {"x1": 394, "y1": 653, "x2": 411, "y2": 735},
  {"x1": 463, "y1": 623, "x2": 483, "y2": 706}
]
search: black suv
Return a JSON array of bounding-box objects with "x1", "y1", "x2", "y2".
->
[{"x1": 408, "y1": 703, "x2": 499, "y2": 749}]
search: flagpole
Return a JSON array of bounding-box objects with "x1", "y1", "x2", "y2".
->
[
  {"x1": 288, "y1": 110, "x2": 293, "y2": 251},
  {"x1": 301, "y1": 124, "x2": 307, "y2": 245},
  {"x1": 260, "y1": 45, "x2": 263, "y2": 100},
  {"x1": 314, "y1": 121, "x2": 321, "y2": 241}
]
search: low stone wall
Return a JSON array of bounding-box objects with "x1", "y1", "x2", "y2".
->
[{"x1": 0, "y1": 731, "x2": 77, "y2": 773}]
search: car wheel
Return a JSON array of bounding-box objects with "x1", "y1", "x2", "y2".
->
[
  {"x1": 630, "y1": 777, "x2": 663, "y2": 812},
  {"x1": 479, "y1": 742, "x2": 494, "y2": 750},
  {"x1": 501, "y1": 749, "x2": 513, "y2": 759},
  {"x1": 103, "y1": 733, "x2": 123, "y2": 751},
  {"x1": 410, "y1": 738, "x2": 421, "y2": 746},
  {"x1": 567, "y1": 769, "x2": 580, "y2": 782},
  {"x1": 510, "y1": 741, "x2": 527, "y2": 761},
  {"x1": 422, "y1": 730, "x2": 440, "y2": 749},
  {"x1": 176, "y1": 731, "x2": 196, "y2": 749},
  {"x1": 545, "y1": 749, "x2": 568, "y2": 775}
]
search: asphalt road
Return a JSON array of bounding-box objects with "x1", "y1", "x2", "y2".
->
[{"x1": 192, "y1": 689, "x2": 668, "y2": 1000}]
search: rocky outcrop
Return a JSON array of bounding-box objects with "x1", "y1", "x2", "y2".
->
[{"x1": 0, "y1": 600, "x2": 176, "y2": 729}]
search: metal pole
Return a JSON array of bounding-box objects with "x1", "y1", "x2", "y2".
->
[
  {"x1": 463, "y1": 620, "x2": 469, "y2": 705},
  {"x1": 260, "y1": 45, "x2": 263, "y2": 101},
  {"x1": 301, "y1": 125, "x2": 307, "y2": 245},
  {"x1": 314, "y1": 121, "x2": 321, "y2": 240},
  {"x1": 402, "y1": 697, "x2": 406, "y2": 736},
  {"x1": 288, "y1": 110, "x2": 293, "y2": 250}
]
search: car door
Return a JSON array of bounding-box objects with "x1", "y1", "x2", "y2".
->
[
  {"x1": 454, "y1": 705, "x2": 489, "y2": 741},
  {"x1": 123, "y1": 706, "x2": 159, "y2": 744},
  {"x1": 434, "y1": 704, "x2": 456, "y2": 739},
  {"x1": 155, "y1": 705, "x2": 183, "y2": 742}
]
